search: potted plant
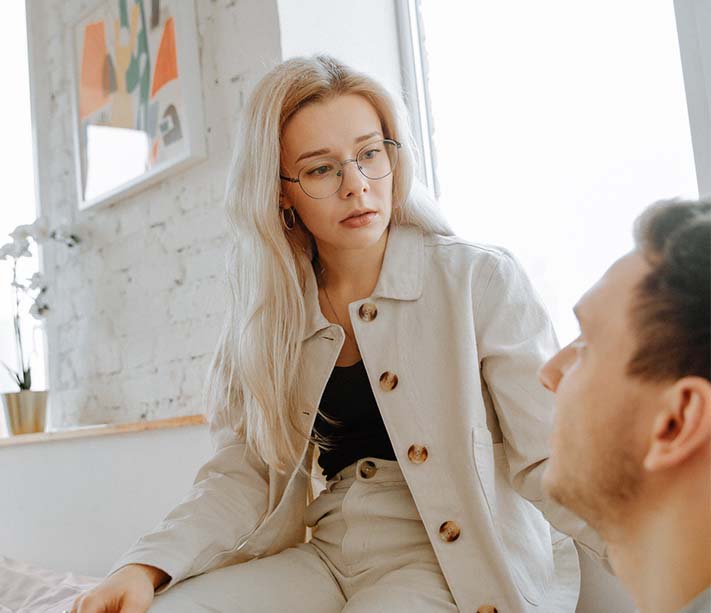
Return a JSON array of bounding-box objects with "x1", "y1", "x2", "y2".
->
[{"x1": 0, "y1": 217, "x2": 80, "y2": 435}]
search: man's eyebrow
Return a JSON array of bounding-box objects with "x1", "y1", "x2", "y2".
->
[{"x1": 294, "y1": 131, "x2": 382, "y2": 164}]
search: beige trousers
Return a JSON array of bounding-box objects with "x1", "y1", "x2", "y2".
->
[{"x1": 149, "y1": 457, "x2": 457, "y2": 612}]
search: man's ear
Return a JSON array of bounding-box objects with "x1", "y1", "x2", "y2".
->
[{"x1": 643, "y1": 377, "x2": 711, "y2": 472}]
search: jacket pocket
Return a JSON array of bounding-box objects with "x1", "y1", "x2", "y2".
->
[{"x1": 472, "y1": 426, "x2": 554, "y2": 606}]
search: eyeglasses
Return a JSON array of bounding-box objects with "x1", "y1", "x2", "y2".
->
[{"x1": 280, "y1": 138, "x2": 401, "y2": 199}]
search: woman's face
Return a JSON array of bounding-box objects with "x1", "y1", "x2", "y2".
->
[{"x1": 279, "y1": 94, "x2": 394, "y2": 252}]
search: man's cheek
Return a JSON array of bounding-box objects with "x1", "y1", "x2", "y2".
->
[{"x1": 547, "y1": 410, "x2": 569, "y2": 469}]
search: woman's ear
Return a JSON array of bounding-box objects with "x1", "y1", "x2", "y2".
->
[
  {"x1": 643, "y1": 377, "x2": 711, "y2": 472},
  {"x1": 279, "y1": 188, "x2": 295, "y2": 211}
]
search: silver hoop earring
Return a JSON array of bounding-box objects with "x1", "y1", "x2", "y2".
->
[{"x1": 281, "y1": 207, "x2": 296, "y2": 231}]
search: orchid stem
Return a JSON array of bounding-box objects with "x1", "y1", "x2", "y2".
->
[{"x1": 11, "y1": 260, "x2": 26, "y2": 386}]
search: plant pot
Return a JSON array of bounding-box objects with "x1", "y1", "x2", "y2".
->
[{"x1": 1, "y1": 390, "x2": 49, "y2": 435}]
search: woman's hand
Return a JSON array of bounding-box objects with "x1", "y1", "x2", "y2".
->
[{"x1": 70, "y1": 563, "x2": 169, "y2": 613}]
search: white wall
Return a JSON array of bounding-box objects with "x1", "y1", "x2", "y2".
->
[
  {"x1": 22, "y1": 0, "x2": 407, "y2": 430},
  {"x1": 0, "y1": 424, "x2": 212, "y2": 575},
  {"x1": 675, "y1": 0, "x2": 711, "y2": 197},
  {"x1": 24, "y1": 0, "x2": 282, "y2": 428},
  {"x1": 277, "y1": 0, "x2": 403, "y2": 99}
]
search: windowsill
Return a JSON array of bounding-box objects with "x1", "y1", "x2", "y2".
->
[{"x1": 0, "y1": 414, "x2": 207, "y2": 448}]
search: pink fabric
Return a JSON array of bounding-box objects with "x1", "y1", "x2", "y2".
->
[{"x1": 0, "y1": 556, "x2": 101, "y2": 613}]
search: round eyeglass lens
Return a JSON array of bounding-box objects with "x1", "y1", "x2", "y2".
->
[
  {"x1": 298, "y1": 140, "x2": 399, "y2": 199},
  {"x1": 299, "y1": 159, "x2": 342, "y2": 199},
  {"x1": 357, "y1": 140, "x2": 399, "y2": 180}
]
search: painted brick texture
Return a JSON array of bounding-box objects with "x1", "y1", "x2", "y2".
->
[{"x1": 28, "y1": 0, "x2": 282, "y2": 426}]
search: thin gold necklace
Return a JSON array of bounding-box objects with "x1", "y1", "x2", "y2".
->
[{"x1": 321, "y1": 284, "x2": 356, "y2": 343}]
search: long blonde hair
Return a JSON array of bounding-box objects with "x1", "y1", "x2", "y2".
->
[{"x1": 203, "y1": 55, "x2": 453, "y2": 473}]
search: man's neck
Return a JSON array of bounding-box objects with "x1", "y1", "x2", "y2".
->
[{"x1": 608, "y1": 485, "x2": 711, "y2": 613}]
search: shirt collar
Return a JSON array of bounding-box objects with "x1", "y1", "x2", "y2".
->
[{"x1": 302, "y1": 223, "x2": 425, "y2": 341}]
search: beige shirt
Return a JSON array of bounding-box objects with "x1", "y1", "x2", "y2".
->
[{"x1": 110, "y1": 223, "x2": 607, "y2": 612}]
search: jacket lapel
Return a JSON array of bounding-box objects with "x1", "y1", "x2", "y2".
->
[{"x1": 301, "y1": 222, "x2": 425, "y2": 342}]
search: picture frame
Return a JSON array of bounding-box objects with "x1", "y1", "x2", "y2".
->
[{"x1": 69, "y1": 0, "x2": 206, "y2": 211}]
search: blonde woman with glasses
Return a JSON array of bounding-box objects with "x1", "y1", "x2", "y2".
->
[{"x1": 71, "y1": 55, "x2": 607, "y2": 613}]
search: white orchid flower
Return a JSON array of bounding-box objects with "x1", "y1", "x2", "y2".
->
[
  {"x1": 29, "y1": 216, "x2": 50, "y2": 243},
  {"x1": 10, "y1": 217, "x2": 50, "y2": 244},
  {"x1": 29, "y1": 301, "x2": 49, "y2": 320},
  {"x1": 28, "y1": 272, "x2": 45, "y2": 289},
  {"x1": 49, "y1": 221, "x2": 81, "y2": 247},
  {"x1": 0, "y1": 243, "x2": 14, "y2": 260},
  {"x1": 12, "y1": 238, "x2": 31, "y2": 258},
  {"x1": 9, "y1": 225, "x2": 31, "y2": 242},
  {"x1": 1, "y1": 238, "x2": 32, "y2": 260}
]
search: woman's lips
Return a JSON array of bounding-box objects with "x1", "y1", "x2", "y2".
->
[{"x1": 340, "y1": 211, "x2": 377, "y2": 228}]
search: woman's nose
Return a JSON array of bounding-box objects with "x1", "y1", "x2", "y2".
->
[{"x1": 339, "y1": 161, "x2": 369, "y2": 197}]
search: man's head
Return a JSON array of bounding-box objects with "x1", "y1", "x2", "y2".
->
[{"x1": 540, "y1": 198, "x2": 711, "y2": 536}]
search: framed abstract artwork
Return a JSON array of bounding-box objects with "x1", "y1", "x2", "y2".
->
[{"x1": 69, "y1": 0, "x2": 206, "y2": 211}]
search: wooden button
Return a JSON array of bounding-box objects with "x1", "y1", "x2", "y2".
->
[
  {"x1": 379, "y1": 371, "x2": 398, "y2": 391},
  {"x1": 439, "y1": 520, "x2": 461, "y2": 542},
  {"x1": 358, "y1": 303, "x2": 378, "y2": 321},
  {"x1": 477, "y1": 607, "x2": 498, "y2": 613},
  {"x1": 407, "y1": 444, "x2": 428, "y2": 464},
  {"x1": 359, "y1": 460, "x2": 377, "y2": 479}
]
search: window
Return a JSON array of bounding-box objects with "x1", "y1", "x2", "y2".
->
[
  {"x1": 0, "y1": 0, "x2": 46, "y2": 411},
  {"x1": 403, "y1": 0, "x2": 698, "y2": 344}
]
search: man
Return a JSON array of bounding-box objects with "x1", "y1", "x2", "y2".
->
[{"x1": 539, "y1": 198, "x2": 711, "y2": 613}]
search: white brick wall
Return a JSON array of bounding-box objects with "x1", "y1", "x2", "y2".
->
[
  {"x1": 25, "y1": 0, "x2": 403, "y2": 428},
  {"x1": 26, "y1": 0, "x2": 282, "y2": 426}
]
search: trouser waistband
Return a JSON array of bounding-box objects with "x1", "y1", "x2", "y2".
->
[{"x1": 328, "y1": 456, "x2": 403, "y2": 485}]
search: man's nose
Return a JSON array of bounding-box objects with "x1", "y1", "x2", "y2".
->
[{"x1": 538, "y1": 353, "x2": 563, "y2": 393}]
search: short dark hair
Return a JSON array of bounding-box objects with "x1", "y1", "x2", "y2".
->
[{"x1": 626, "y1": 197, "x2": 711, "y2": 382}]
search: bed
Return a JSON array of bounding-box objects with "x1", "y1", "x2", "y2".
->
[
  {"x1": 0, "y1": 418, "x2": 635, "y2": 613},
  {"x1": 0, "y1": 556, "x2": 100, "y2": 613}
]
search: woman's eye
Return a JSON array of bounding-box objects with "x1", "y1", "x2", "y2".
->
[
  {"x1": 307, "y1": 164, "x2": 333, "y2": 176},
  {"x1": 361, "y1": 148, "x2": 380, "y2": 160}
]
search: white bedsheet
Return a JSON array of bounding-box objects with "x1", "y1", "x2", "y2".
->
[{"x1": 0, "y1": 557, "x2": 101, "y2": 613}]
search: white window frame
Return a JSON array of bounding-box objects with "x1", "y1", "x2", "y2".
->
[
  {"x1": 674, "y1": 0, "x2": 711, "y2": 198},
  {"x1": 399, "y1": 0, "x2": 710, "y2": 201},
  {"x1": 394, "y1": 0, "x2": 439, "y2": 198}
]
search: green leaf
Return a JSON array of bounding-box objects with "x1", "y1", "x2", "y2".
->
[
  {"x1": 1, "y1": 360, "x2": 18, "y2": 380},
  {"x1": 0, "y1": 360, "x2": 22, "y2": 389},
  {"x1": 22, "y1": 367, "x2": 32, "y2": 390}
]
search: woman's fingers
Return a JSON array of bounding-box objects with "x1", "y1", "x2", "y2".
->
[{"x1": 70, "y1": 565, "x2": 156, "y2": 613}]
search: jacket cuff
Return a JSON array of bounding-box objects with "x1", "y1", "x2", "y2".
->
[{"x1": 107, "y1": 548, "x2": 194, "y2": 594}]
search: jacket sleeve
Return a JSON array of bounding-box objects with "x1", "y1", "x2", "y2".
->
[
  {"x1": 107, "y1": 405, "x2": 270, "y2": 593},
  {"x1": 474, "y1": 248, "x2": 609, "y2": 566}
]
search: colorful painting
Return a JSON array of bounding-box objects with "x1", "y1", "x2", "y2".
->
[{"x1": 71, "y1": 0, "x2": 204, "y2": 209}]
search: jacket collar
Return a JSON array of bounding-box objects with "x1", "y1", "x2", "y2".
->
[{"x1": 302, "y1": 223, "x2": 425, "y2": 341}]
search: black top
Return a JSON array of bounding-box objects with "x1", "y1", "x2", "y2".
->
[{"x1": 312, "y1": 359, "x2": 397, "y2": 479}]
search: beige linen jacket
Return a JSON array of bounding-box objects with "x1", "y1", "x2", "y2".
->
[{"x1": 110, "y1": 222, "x2": 606, "y2": 612}]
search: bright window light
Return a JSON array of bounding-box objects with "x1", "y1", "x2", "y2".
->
[
  {"x1": 0, "y1": 0, "x2": 46, "y2": 413},
  {"x1": 418, "y1": 0, "x2": 698, "y2": 344}
]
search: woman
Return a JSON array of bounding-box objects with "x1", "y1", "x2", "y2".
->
[{"x1": 71, "y1": 55, "x2": 605, "y2": 613}]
